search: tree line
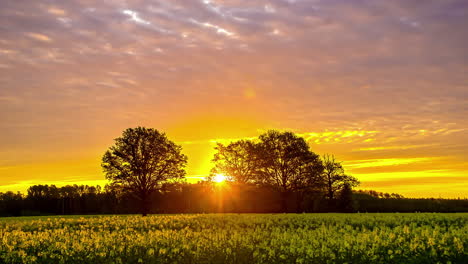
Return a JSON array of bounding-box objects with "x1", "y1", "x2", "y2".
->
[
  {"x1": 1, "y1": 183, "x2": 467, "y2": 217},
  {"x1": 1, "y1": 127, "x2": 467, "y2": 216}
]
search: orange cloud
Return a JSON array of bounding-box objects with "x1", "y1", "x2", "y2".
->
[
  {"x1": 26, "y1": 33, "x2": 52, "y2": 42},
  {"x1": 47, "y1": 7, "x2": 66, "y2": 16}
]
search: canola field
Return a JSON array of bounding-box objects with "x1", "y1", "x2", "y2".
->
[{"x1": 0, "y1": 213, "x2": 466, "y2": 264}]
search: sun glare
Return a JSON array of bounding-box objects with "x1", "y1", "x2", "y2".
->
[{"x1": 214, "y1": 173, "x2": 227, "y2": 183}]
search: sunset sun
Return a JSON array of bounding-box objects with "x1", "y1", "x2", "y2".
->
[{"x1": 214, "y1": 173, "x2": 227, "y2": 183}]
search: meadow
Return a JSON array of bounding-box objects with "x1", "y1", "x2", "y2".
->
[{"x1": 0, "y1": 213, "x2": 466, "y2": 264}]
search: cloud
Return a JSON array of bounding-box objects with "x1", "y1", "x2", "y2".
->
[
  {"x1": 47, "y1": 7, "x2": 67, "y2": 16},
  {"x1": 122, "y1": 9, "x2": 151, "y2": 25},
  {"x1": 354, "y1": 144, "x2": 437, "y2": 151},
  {"x1": 26, "y1": 33, "x2": 52, "y2": 42},
  {"x1": 345, "y1": 157, "x2": 436, "y2": 169}
]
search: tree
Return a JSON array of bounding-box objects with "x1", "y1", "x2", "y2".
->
[
  {"x1": 102, "y1": 127, "x2": 187, "y2": 216},
  {"x1": 322, "y1": 154, "x2": 359, "y2": 201},
  {"x1": 211, "y1": 140, "x2": 258, "y2": 183},
  {"x1": 0, "y1": 191, "x2": 23, "y2": 216},
  {"x1": 255, "y1": 130, "x2": 324, "y2": 212},
  {"x1": 337, "y1": 182, "x2": 354, "y2": 212}
]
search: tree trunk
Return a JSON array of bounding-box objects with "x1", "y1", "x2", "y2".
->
[
  {"x1": 295, "y1": 191, "x2": 303, "y2": 213},
  {"x1": 141, "y1": 192, "x2": 149, "y2": 216},
  {"x1": 327, "y1": 177, "x2": 333, "y2": 200},
  {"x1": 280, "y1": 191, "x2": 288, "y2": 213}
]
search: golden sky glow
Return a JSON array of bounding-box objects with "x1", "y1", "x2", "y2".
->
[{"x1": 0, "y1": 0, "x2": 467, "y2": 198}]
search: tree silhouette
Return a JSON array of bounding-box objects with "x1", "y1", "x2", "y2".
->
[
  {"x1": 210, "y1": 140, "x2": 258, "y2": 183},
  {"x1": 255, "y1": 130, "x2": 324, "y2": 212},
  {"x1": 338, "y1": 182, "x2": 354, "y2": 212},
  {"x1": 322, "y1": 154, "x2": 359, "y2": 201},
  {"x1": 102, "y1": 127, "x2": 187, "y2": 216}
]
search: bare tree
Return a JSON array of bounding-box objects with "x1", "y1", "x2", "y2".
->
[{"x1": 322, "y1": 154, "x2": 359, "y2": 200}]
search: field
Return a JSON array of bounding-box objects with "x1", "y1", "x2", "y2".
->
[{"x1": 0, "y1": 213, "x2": 467, "y2": 264}]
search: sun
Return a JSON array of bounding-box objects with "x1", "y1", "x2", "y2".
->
[{"x1": 213, "y1": 173, "x2": 227, "y2": 183}]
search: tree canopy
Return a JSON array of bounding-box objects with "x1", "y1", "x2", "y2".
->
[
  {"x1": 102, "y1": 127, "x2": 187, "y2": 215},
  {"x1": 255, "y1": 131, "x2": 324, "y2": 190},
  {"x1": 210, "y1": 140, "x2": 258, "y2": 184},
  {"x1": 255, "y1": 130, "x2": 324, "y2": 211},
  {"x1": 211, "y1": 130, "x2": 325, "y2": 212}
]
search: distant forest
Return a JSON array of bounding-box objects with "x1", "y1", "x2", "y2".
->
[{"x1": 0, "y1": 183, "x2": 467, "y2": 217}]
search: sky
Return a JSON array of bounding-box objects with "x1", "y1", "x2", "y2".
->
[{"x1": 0, "y1": 0, "x2": 467, "y2": 198}]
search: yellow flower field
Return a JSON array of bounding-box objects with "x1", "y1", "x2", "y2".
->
[{"x1": 0, "y1": 213, "x2": 466, "y2": 263}]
